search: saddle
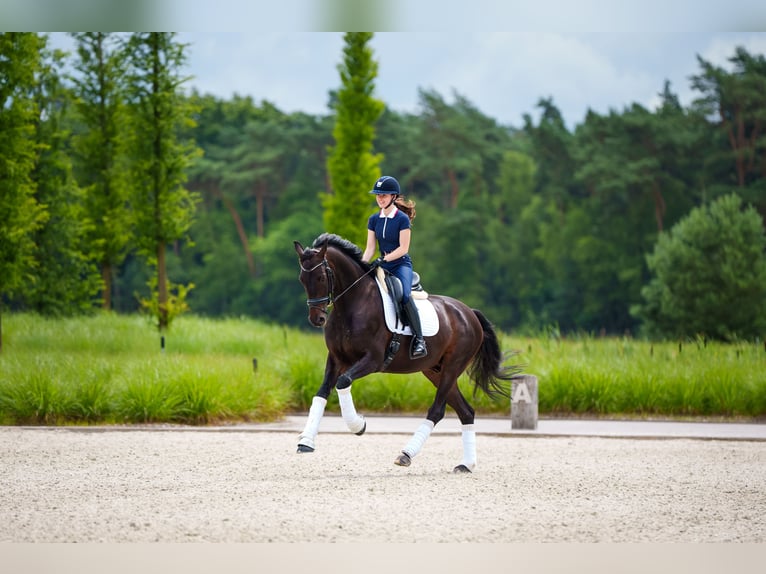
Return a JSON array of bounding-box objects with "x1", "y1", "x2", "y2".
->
[
  {"x1": 374, "y1": 267, "x2": 434, "y2": 369},
  {"x1": 376, "y1": 268, "x2": 427, "y2": 327}
]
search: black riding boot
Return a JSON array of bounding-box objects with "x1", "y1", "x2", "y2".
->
[{"x1": 404, "y1": 299, "x2": 428, "y2": 359}]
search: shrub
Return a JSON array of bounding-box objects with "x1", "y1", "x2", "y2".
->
[{"x1": 635, "y1": 194, "x2": 766, "y2": 340}]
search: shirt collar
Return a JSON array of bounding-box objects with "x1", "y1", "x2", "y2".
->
[{"x1": 379, "y1": 207, "x2": 398, "y2": 219}]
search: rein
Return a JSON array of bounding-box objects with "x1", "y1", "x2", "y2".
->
[{"x1": 301, "y1": 257, "x2": 375, "y2": 312}]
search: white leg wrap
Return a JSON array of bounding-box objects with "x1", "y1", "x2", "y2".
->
[
  {"x1": 337, "y1": 386, "x2": 365, "y2": 434},
  {"x1": 460, "y1": 424, "x2": 477, "y2": 470},
  {"x1": 298, "y1": 396, "x2": 327, "y2": 449},
  {"x1": 402, "y1": 419, "x2": 435, "y2": 458}
]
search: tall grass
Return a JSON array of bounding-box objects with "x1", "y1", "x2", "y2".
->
[
  {"x1": 0, "y1": 314, "x2": 292, "y2": 425},
  {"x1": 1, "y1": 313, "x2": 764, "y2": 425},
  {"x1": 510, "y1": 334, "x2": 766, "y2": 419}
]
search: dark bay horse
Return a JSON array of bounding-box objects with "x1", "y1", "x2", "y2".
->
[{"x1": 293, "y1": 233, "x2": 520, "y2": 473}]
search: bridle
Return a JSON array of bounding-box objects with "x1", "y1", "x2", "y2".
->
[
  {"x1": 301, "y1": 258, "x2": 335, "y2": 313},
  {"x1": 300, "y1": 255, "x2": 376, "y2": 315}
]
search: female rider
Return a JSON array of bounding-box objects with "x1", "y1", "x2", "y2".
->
[{"x1": 362, "y1": 175, "x2": 427, "y2": 359}]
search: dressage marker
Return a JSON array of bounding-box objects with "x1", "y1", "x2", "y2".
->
[{"x1": 511, "y1": 374, "x2": 539, "y2": 430}]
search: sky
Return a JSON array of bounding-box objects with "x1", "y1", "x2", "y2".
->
[
  {"x1": 171, "y1": 31, "x2": 766, "y2": 130},
  {"x1": 34, "y1": 0, "x2": 766, "y2": 131}
]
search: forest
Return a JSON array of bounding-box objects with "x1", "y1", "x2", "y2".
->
[{"x1": 2, "y1": 32, "x2": 766, "y2": 342}]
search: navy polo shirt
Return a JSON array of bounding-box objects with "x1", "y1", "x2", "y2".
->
[{"x1": 367, "y1": 208, "x2": 411, "y2": 259}]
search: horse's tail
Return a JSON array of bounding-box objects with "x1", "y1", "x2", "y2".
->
[{"x1": 467, "y1": 309, "x2": 523, "y2": 399}]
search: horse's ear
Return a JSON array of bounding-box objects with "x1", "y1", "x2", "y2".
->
[
  {"x1": 318, "y1": 240, "x2": 328, "y2": 257},
  {"x1": 294, "y1": 241, "x2": 304, "y2": 257}
]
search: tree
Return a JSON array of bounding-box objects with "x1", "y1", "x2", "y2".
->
[
  {"x1": 636, "y1": 194, "x2": 766, "y2": 340},
  {"x1": 324, "y1": 32, "x2": 384, "y2": 247},
  {"x1": 374, "y1": 107, "x2": 419, "y2": 183},
  {"x1": 187, "y1": 94, "x2": 262, "y2": 279},
  {"x1": 25, "y1": 36, "x2": 102, "y2": 315},
  {"x1": 70, "y1": 32, "x2": 133, "y2": 311},
  {"x1": 126, "y1": 33, "x2": 201, "y2": 331},
  {"x1": 523, "y1": 98, "x2": 581, "y2": 214},
  {"x1": 482, "y1": 150, "x2": 539, "y2": 328},
  {"x1": 691, "y1": 47, "x2": 766, "y2": 195},
  {"x1": 227, "y1": 102, "x2": 290, "y2": 243},
  {"x1": 690, "y1": 45, "x2": 766, "y2": 240},
  {"x1": 411, "y1": 89, "x2": 511, "y2": 210},
  {"x1": 0, "y1": 33, "x2": 47, "y2": 351},
  {"x1": 565, "y1": 91, "x2": 704, "y2": 333}
]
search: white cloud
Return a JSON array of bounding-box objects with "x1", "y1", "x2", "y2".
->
[
  {"x1": 179, "y1": 32, "x2": 344, "y2": 115},
  {"x1": 701, "y1": 33, "x2": 766, "y2": 66}
]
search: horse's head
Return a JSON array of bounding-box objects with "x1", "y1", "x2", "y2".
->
[{"x1": 294, "y1": 239, "x2": 332, "y2": 327}]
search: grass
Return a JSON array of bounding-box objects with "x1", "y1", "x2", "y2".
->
[
  {"x1": 513, "y1": 334, "x2": 766, "y2": 419},
  {"x1": 0, "y1": 314, "x2": 292, "y2": 425},
  {"x1": 0, "y1": 313, "x2": 764, "y2": 425}
]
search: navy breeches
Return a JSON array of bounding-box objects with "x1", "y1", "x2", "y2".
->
[{"x1": 383, "y1": 261, "x2": 413, "y2": 304}]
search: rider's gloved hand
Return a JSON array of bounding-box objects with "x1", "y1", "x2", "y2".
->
[{"x1": 370, "y1": 256, "x2": 385, "y2": 269}]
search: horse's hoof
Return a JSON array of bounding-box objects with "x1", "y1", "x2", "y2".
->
[
  {"x1": 296, "y1": 444, "x2": 315, "y2": 453},
  {"x1": 452, "y1": 464, "x2": 472, "y2": 474},
  {"x1": 394, "y1": 452, "x2": 411, "y2": 467},
  {"x1": 355, "y1": 421, "x2": 366, "y2": 436}
]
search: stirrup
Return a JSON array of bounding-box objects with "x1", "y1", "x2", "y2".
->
[{"x1": 410, "y1": 337, "x2": 428, "y2": 359}]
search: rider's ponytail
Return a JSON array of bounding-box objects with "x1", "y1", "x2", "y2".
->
[{"x1": 395, "y1": 196, "x2": 416, "y2": 221}]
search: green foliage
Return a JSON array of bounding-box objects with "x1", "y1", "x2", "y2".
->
[
  {"x1": 138, "y1": 275, "x2": 194, "y2": 331},
  {"x1": 175, "y1": 209, "x2": 254, "y2": 316},
  {"x1": 0, "y1": 314, "x2": 293, "y2": 425},
  {"x1": 0, "y1": 370, "x2": 63, "y2": 424},
  {"x1": 411, "y1": 89, "x2": 511, "y2": 209},
  {"x1": 250, "y1": 212, "x2": 325, "y2": 325},
  {"x1": 125, "y1": 33, "x2": 201, "y2": 329},
  {"x1": 126, "y1": 34, "x2": 201, "y2": 243},
  {"x1": 691, "y1": 47, "x2": 766, "y2": 197},
  {"x1": 69, "y1": 32, "x2": 133, "y2": 310},
  {"x1": 3, "y1": 36, "x2": 766, "y2": 346},
  {"x1": 324, "y1": 32, "x2": 384, "y2": 247},
  {"x1": 636, "y1": 194, "x2": 766, "y2": 340},
  {"x1": 1, "y1": 314, "x2": 764, "y2": 426},
  {"x1": 528, "y1": 333, "x2": 766, "y2": 418},
  {"x1": 24, "y1": 38, "x2": 102, "y2": 315},
  {"x1": 226, "y1": 103, "x2": 293, "y2": 240},
  {"x1": 0, "y1": 33, "x2": 48, "y2": 335}
]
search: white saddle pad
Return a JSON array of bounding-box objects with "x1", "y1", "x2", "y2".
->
[{"x1": 375, "y1": 276, "x2": 439, "y2": 336}]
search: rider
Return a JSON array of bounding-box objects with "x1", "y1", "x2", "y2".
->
[{"x1": 362, "y1": 175, "x2": 427, "y2": 359}]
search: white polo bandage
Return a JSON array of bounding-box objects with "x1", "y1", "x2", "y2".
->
[
  {"x1": 337, "y1": 386, "x2": 365, "y2": 434},
  {"x1": 402, "y1": 419, "x2": 435, "y2": 458},
  {"x1": 460, "y1": 424, "x2": 476, "y2": 470},
  {"x1": 298, "y1": 395, "x2": 327, "y2": 449}
]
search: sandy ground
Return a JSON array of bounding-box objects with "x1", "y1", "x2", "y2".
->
[{"x1": 1, "y1": 427, "x2": 764, "y2": 543}]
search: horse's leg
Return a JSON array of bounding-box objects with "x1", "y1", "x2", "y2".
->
[
  {"x1": 336, "y1": 386, "x2": 366, "y2": 435},
  {"x1": 297, "y1": 355, "x2": 337, "y2": 453},
  {"x1": 394, "y1": 369, "x2": 456, "y2": 468},
  {"x1": 443, "y1": 385, "x2": 477, "y2": 473},
  {"x1": 334, "y1": 353, "x2": 380, "y2": 435}
]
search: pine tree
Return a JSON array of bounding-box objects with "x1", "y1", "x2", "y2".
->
[{"x1": 323, "y1": 32, "x2": 384, "y2": 247}]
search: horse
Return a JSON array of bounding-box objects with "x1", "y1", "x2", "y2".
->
[{"x1": 293, "y1": 233, "x2": 521, "y2": 473}]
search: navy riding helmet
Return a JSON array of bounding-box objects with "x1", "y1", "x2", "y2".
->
[{"x1": 370, "y1": 175, "x2": 400, "y2": 195}]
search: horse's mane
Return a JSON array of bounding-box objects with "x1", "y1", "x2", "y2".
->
[{"x1": 312, "y1": 233, "x2": 371, "y2": 270}]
